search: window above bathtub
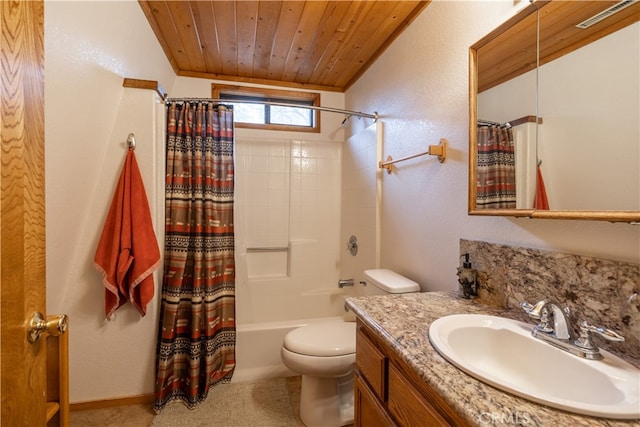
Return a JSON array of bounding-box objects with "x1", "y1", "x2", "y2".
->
[{"x1": 212, "y1": 84, "x2": 320, "y2": 133}]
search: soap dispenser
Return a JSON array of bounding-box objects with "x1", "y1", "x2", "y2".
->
[{"x1": 456, "y1": 253, "x2": 477, "y2": 299}]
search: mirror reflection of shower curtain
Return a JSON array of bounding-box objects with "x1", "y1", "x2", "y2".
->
[{"x1": 476, "y1": 125, "x2": 516, "y2": 209}]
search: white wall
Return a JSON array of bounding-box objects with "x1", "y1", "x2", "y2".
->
[
  {"x1": 345, "y1": 0, "x2": 640, "y2": 293},
  {"x1": 45, "y1": 1, "x2": 173, "y2": 403},
  {"x1": 340, "y1": 123, "x2": 381, "y2": 291}
]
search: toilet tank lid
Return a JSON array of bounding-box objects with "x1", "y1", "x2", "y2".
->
[{"x1": 364, "y1": 269, "x2": 420, "y2": 293}]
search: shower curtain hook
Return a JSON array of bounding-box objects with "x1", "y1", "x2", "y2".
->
[{"x1": 127, "y1": 133, "x2": 136, "y2": 150}]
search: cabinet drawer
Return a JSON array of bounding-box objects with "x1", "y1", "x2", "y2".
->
[
  {"x1": 354, "y1": 373, "x2": 397, "y2": 427},
  {"x1": 356, "y1": 325, "x2": 387, "y2": 400},
  {"x1": 388, "y1": 362, "x2": 449, "y2": 426}
]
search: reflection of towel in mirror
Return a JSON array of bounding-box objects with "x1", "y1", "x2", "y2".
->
[
  {"x1": 94, "y1": 150, "x2": 160, "y2": 320},
  {"x1": 533, "y1": 162, "x2": 550, "y2": 210}
]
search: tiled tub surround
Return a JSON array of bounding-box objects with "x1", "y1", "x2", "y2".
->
[
  {"x1": 345, "y1": 292, "x2": 639, "y2": 426},
  {"x1": 460, "y1": 239, "x2": 640, "y2": 364}
]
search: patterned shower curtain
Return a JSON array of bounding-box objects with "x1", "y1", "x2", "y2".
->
[
  {"x1": 154, "y1": 101, "x2": 236, "y2": 412},
  {"x1": 476, "y1": 124, "x2": 516, "y2": 209}
]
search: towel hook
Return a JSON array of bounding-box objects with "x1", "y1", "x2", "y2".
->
[{"x1": 127, "y1": 133, "x2": 136, "y2": 150}]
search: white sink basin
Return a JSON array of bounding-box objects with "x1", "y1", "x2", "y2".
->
[{"x1": 428, "y1": 314, "x2": 640, "y2": 419}]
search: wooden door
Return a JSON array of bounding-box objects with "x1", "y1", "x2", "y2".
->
[{"x1": 1, "y1": 1, "x2": 47, "y2": 425}]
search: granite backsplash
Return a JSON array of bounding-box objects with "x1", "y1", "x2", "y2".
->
[{"x1": 460, "y1": 239, "x2": 640, "y2": 366}]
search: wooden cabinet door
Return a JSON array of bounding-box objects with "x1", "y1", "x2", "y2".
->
[
  {"x1": 387, "y1": 363, "x2": 449, "y2": 427},
  {"x1": 354, "y1": 373, "x2": 396, "y2": 427},
  {"x1": 356, "y1": 324, "x2": 387, "y2": 399}
]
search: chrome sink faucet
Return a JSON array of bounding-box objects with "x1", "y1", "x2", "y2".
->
[
  {"x1": 521, "y1": 300, "x2": 571, "y2": 339},
  {"x1": 521, "y1": 300, "x2": 624, "y2": 360}
]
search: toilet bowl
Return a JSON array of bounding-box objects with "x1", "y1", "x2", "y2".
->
[
  {"x1": 281, "y1": 269, "x2": 420, "y2": 427},
  {"x1": 281, "y1": 322, "x2": 356, "y2": 427}
]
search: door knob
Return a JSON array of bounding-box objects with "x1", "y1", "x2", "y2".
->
[{"x1": 27, "y1": 312, "x2": 68, "y2": 343}]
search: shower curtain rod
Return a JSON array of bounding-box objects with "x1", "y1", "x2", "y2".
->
[
  {"x1": 166, "y1": 97, "x2": 378, "y2": 121},
  {"x1": 477, "y1": 116, "x2": 542, "y2": 128},
  {"x1": 477, "y1": 119, "x2": 512, "y2": 128}
]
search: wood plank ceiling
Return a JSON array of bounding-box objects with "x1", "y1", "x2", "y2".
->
[{"x1": 138, "y1": 1, "x2": 430, "y2": 92}]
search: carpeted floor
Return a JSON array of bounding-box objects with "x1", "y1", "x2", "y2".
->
[
  {"x1": 152, "y1": 377, "x2": 302, "y2": 427},
  {"x1": 70, "y1": 376, "x2": 304, "y2": 427}
]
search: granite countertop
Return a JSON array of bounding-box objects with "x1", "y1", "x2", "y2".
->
[{"x1": 345, "y1": 292, "x2": 640, "y2": 427}]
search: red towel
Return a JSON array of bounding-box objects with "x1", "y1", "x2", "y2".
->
[
  {"x1": 94, "y1": 150, "x2": 160, "y2": 320},
  {"x1": 533, "y1": 162, "x2": 550, "y2": 210}
]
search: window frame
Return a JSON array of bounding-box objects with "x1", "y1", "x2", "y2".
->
[{"x1": 212, "y1": 84, "x2": 321, "y2": 133}]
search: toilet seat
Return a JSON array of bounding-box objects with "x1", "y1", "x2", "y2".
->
[
  {"x1": 283, "y1": 322, "x2": 356, "y2": 356},
  {"x1": 281, "y1": 347, "x2": 355, "y2": 378}
]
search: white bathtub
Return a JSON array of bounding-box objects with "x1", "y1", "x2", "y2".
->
[{"x1": 232, "y1": 316, "x2": 346, "y2": 383}]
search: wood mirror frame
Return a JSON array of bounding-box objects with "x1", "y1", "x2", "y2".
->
[{"x1": 468, "y1": 0, "x2": 640, "y2": 223}]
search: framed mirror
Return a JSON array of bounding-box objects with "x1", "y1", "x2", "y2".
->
[{"x1": 469, "y1": 0, "x2": 640, "y2": 222}]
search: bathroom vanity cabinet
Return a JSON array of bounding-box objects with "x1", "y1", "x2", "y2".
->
[
  {"x1": 354, "y1": 319, "x2": 470, "y2": 427},
  {"x1": 348, "y1": 292, "x2": 634, "y2": 426}
]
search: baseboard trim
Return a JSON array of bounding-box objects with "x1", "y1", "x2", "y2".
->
[{"x1": 70, "y1": 394, "x2": 154, "y2": 412}]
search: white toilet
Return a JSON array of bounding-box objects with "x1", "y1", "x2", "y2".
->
[{"x1": 281, "y1": 269, "x2": 420, "y2": 427}]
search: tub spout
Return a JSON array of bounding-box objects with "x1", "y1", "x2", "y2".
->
[{"x1": 338, "y1": 279, "x2": 354, "y2": 288}]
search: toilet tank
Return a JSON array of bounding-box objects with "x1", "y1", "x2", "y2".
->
[{"x1": 363, "y1": 269, "x2": 420, "y2": 296}]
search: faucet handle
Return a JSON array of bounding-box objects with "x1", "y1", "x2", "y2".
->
[
  {"x1": 521, "y1": 300, "x2": 553, "y2": 333},
  {"x1": 574, "y1": 320, "x2": 625, "y2": 350},
  {"x1": 521, "y1": 301, "x2": 536, "y2": 314},
  {"x1": 521, "y1": 300, "x2": 543, "y2": 318}
]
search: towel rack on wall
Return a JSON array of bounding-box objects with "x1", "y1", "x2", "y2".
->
[{"x1": 379, "y1": 138, "x2": 447, "y2": 174}]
